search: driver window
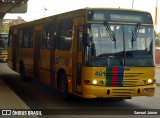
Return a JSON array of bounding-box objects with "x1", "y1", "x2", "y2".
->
[{"x1": 78, "y1": 26, "x2": 83, "y2": 51}]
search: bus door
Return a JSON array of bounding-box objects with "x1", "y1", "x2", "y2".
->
[
  {"x1": 34, "y1": 30, "x2": 42, "y2": 78},
  {"x1": 72, "y1": 25, "x2": 84, "y2": 94},
  {"x1": 12, "y1": 34, "x2": 17, "y2": 71}
]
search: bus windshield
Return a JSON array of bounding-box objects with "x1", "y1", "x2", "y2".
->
[{"x1": 86, "y1": 23, "x2": 154, "y2": 67}]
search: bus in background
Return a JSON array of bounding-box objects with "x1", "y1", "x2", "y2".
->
[
  {"x1": 8, "y1": 8, "x2": 156, "y2": 100},
  {"x1": 0, "y1": 33, "x2": 8, "y2": 62}
]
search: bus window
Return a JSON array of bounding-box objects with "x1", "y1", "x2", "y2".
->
[
  {"x1": 18, "y1": 29, "x2": 24, "y2": 47},
  {"x1": 29, "y1": 27, "x2": 34, "y2": 48},
  {"x1": 23, "y1": 28, "x2": 29, "y2": 48},
  {"x1": 42, "y1": 23, "x2": 55, "y2": 49},
  {"x1": 47, "y1": 22, "x2": 54, "y2": 49},
  {"x1": 42, "y1": 24, "x2": 48, "y2": 48},
  {"x1": 57, "y1": 19, "x2": 73, "y2": 50},
  {"x1": 8, "y1": 31, "x2": 13, "y2": 47}
]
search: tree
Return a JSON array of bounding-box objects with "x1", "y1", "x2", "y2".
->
[
  {"x1": 2, "y1": 23, "x2": 10, "y2": 33},
  {"x1": 1, "y1": 16, "x2": 26, "y2": 33},
  {"x1": 155, "y1": 32, "x2": 160, "y2": 47}
]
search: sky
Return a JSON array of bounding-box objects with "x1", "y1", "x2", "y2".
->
[{"x1": 4, "y1": 0, "x2": 160, "y2": 32}]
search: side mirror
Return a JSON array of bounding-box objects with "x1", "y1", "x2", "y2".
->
[
  {"x1": 82, "y1": 33, "x2": 91, "y2": 47},
  {"x1": 68, "y1": 30, "x2": 72, "y2": 36}
]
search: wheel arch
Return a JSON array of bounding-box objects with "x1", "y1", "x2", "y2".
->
[{"x1": 57, "y1": 68, "x2": 66, "y2": 88}]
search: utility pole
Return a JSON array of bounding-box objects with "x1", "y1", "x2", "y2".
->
[
  {"x1": 44, "y1": 7, "x2": 47, "y2": 18},
  {"x1": 155, "y1": 0, "x2": 158, "y2": 33},
  {"x1": 132, "y1": 0, "x2": 134, "y2": 9}
]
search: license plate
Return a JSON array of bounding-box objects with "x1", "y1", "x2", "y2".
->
[{"x1": 143, "y1": 88, "x2": 154, "y2": 92}]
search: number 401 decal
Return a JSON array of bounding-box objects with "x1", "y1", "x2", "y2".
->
[{"x1": 95, "y1": 71, "x2": 106, "y2": 76}]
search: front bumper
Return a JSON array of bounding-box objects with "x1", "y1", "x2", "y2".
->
[{"x1": 82, "y1": 84, "x2": 156, "y2": 98}]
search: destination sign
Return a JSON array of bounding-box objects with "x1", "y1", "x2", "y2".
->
[
  {"x1": 110, "y1": 14, "x2": 143, "y2": 22},
  {"x1": 87, "y1": 10, "x2": 152, "y2": 24}
]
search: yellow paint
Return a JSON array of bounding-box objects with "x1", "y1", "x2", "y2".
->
[
  {"x1": 82, "y1": 84, "x2": 155, "y2": 98},
  {"x1": 55, "y1": 50, "x2": 72, "y2": 75},
  {"x1": 81, "y1": 66, "x2": 156, "y2": 98},
  {"x1": 73, "y1": 17, "x2": 85, "y2": 26},
  {"x1": 39, "y1": 69, "x2": 51, "y2": 85},
  {"x1": 25, "y1": 65, "x2": 34, "y2": 78},
  {"x1": 40, "y1": 49, "x2": 50, "y2": 70}
]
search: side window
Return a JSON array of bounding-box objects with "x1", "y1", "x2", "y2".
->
[
  {"x1": 78, "y1": 26, "x2": 83, "y2": 51},
  {"x1": 42, "y1": 22, "x2": 55, "y2": 49},
  {"x1": 18, "y1": 29, "x2": 24, "y2": 48},
  {"x1": 23, "y1": 28, "x2": 29, "y2": 48},
  {"x1": 8, "y1": 31, "x2": 13, "y2": 47},
  {"x1": 57, "y1": 19, "x2": 73, "y2": 50},
  {"x1": 47, "y1": 23, "x2": 54, "y2": 48},
  {"x1": 42, "y1": 24, "x2": 48, "y2": 48},
  {"x1": 29, "y1": 28, "x2": 34, "y2": 48}
]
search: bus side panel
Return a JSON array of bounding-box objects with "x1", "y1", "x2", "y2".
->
[
  {"x1": 18, "y1": 48, "x2": 34, "y2": 78},
  {"x1": 55, "y1": 50, "x2": 71, "y2": 74},
  {"x1": 39, "y1": 48, "x2": 51, "y2": 85},
  {"x1": 12, "y1": 34, "x2": 18, "y2": 71},
  {"x1": 33, "y1": 25, "x2": 43, "y2": 79},
  {"x1": 7, "y1": 47, "x2": 12, "y2": 69},
  {"x1": 50, "y1": 43, "x2": 56, "y2": 87},
  {"x1": 55, "y1": 50, "x2": 72, "y2": 90}
]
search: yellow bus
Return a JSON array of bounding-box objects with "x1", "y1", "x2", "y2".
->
[
  {"x1": 0, "y1": 33, "x2": 8, "y2": 62},
  {"x1": 8, "y1": 8, "x2": 156, "y2": 99}
]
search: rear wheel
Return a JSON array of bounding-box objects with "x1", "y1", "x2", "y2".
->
[{"x1": 59, "y1": 73, "x2": 72, "y2": 100}]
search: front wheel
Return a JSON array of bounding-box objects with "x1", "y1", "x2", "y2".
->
[{"x1": 59, "y1": 73, "x2": 72, "y2": 100}]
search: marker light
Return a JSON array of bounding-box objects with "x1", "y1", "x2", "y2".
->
[
  {"x1": 148, "y1": 79, "x2": 152, "y2": 83},
  {"x1": 92, "y1": 80, "x2": 98, "y2": 85},
  {"x1": 99, "y1": 80, "x2": 104, "y2": 85},
  {"x1": 142, "y1": 80, "x2": 146, "y2": 85},
  {"x1": 84, "y1": 80, "x2": 90, "y2": 84}
]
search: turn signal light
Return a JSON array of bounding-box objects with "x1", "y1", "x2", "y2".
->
[{"x1": 84, "y1": 80, "x2": 90, "y2": 84}]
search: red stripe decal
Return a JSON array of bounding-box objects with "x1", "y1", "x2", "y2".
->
[{"x1": 112, "y1": 67, "x2": 118, "y2": 87}]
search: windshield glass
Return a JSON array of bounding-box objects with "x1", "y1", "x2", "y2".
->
[
  {"x1": 124, "y1": 25, "x2": 154, "y2": 66},
  {"x1": 85, "y1": 24, "x2": 154, "y2": 67}
]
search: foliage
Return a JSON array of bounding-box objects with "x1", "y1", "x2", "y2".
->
[
  {"x1": 1, "y1": 16, "x2": 26, "y2": 33},
  {"x1": 2, "y1": 24, "x2": 10, "y2": 33}
]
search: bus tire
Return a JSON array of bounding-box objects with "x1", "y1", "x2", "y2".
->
[
  {"x1": 59, "y1": 73, "x2": 72, "y2": 100},
  {"x1": 19, "y1": 61, "x2": 27, "y2": 81}
]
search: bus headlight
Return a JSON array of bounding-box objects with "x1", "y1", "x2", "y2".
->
[
  {"x1": 92, "y1": 80, "x2": 98, "y2": 85},
  {"x1": 148, "y1": 79, "x2": 152, "y2": 83}
]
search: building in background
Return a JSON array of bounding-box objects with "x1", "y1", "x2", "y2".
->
[
  {"x1": 1, "y1": 16, "x2": 26, "y2": 33},
  {"x1": 156, "y1": 47, "x2": 160, "y2": 66}
]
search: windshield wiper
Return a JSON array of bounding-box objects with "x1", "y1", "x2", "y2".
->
[
  {"x1": 131, "y1": 23, "x2": 141, "y2": 49},
  {"x1": 103, "y1": 22, "x2": 116, "y2": 49}
]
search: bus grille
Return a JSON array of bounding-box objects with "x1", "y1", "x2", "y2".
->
[
  {"x1": 123, "y1": 78, "x2": 139, "y2": 86},
  {"x1": 111, "y1": 89, "x2": 136, "y2": 97}
]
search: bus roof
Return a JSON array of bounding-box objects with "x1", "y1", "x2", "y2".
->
[
  {"x1": 85, "y1": 7, "x2": 150, "y2": 13},
  {"x1": 9, "y1": 8, "x2": 152, "y2": 29}
]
